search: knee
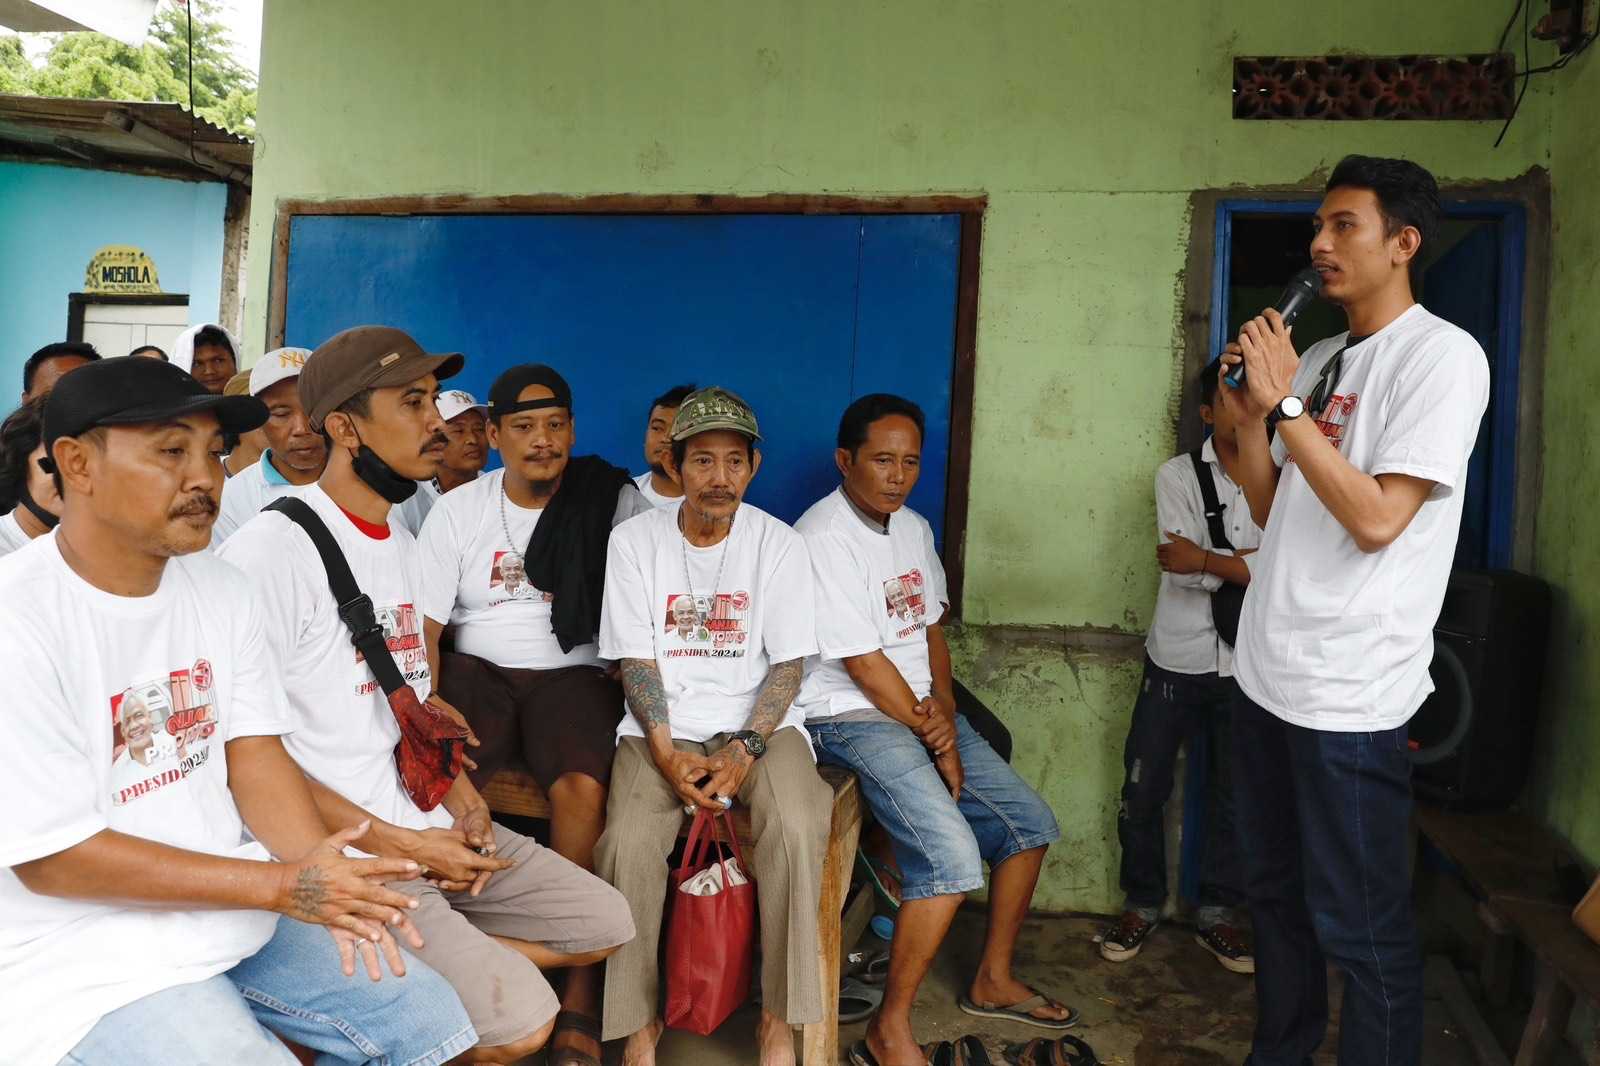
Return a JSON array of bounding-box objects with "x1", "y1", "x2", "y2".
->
[
  {"x1": 1119, "y1": 764, "x2": 1167, "y2": 819},
  {"x1": 593, "y1": 878, "x2": 638, "y2": 950},
  {"x1": 473, "y1": 1017, "x2": 554, "y2": 1062},
  {"x1": 548, "y1": 772, "x2": 608, "y2": 819}
]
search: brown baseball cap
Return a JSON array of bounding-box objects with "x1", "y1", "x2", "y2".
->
[{"x1": 299, "y1": 325, "x2": 464, "y2": 429}]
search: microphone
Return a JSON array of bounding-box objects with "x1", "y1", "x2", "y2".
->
[{"x1": 1224, "y1": 266, "x2": 1324, "y2": 389}]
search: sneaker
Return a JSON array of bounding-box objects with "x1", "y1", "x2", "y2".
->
[
  {"x1": 1099, "y1": 910, "x2": 1157, "y2": 962},
  {"x1": 1196, "y1": 923, "x2": 1256, "y2": 974}
]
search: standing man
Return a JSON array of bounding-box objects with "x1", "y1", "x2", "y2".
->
[
  {"x1": 213, "y1": 348, "x2": 325, "y2": 542},
  {"x1": 173, "y1": 323, "x2": 242, "y2": 395},
  {"x1": 0, "y1": 399, "x2": 60, "y2": 557},
  {"x1": 1099, "y1": 360, "x2": 1257, "y2": 973},
  {"x1": 220, "y1": 327, "x2": 634, "y2": 1065},
  {"x1": 433, "y1": 389, "x2": 490, "y2": 495},
  {"x1": 21, "y1": 341, "x2": 100, "y2": 402},
  {"x1": 633, "y1": 383, "x2": 696, "y2": 508},
  {"x1": 596, "y1": 386, "x2": 832, "y2": 1066},
  {"x1": 419, "y1": 364, "x2": 648, "y2": 1066},
  {"x1": 1220, "y1": 156, "x2": 1489, "y2": 1066},
  {"x1": 797, "y1": 394, "x2": 1069, "y2": 1066},
  {"x1": 3, "y1": 356, "x2": 476, "y2": 1066}
]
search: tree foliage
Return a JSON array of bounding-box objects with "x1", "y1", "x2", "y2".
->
[{"x1": 0, "y1": 0, "x2": 255, "y2": 135}]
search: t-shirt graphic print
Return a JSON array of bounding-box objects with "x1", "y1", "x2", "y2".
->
[
  {"x1": 489, "y1": 550, "x2": 551, "y2": 603},
  {"x1": 354, "y1": 602, "x2": 427, "y2": 696},
  {"x1": 662, "y1": 590, "x2": 750, "y2": 657},
  {"x1": 109, "y1": 662, "x2": 218, "y2": 806},
  {"x1": 883, "y1": 569, "x2": 927, "y2": 637}
]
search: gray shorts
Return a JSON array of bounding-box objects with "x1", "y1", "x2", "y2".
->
[{"x1": 389, "y1": 823, "x2": 635, "y2": 1047}]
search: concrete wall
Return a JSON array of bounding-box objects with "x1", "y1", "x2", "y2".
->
[
  {"x1": 0, "y1": 161, "x2": 227, "y2": 393},
  {"x1": 244, "y1": 1, "x2": 1555, "y2": 911},
  {"x1": 1529, "y1": 49, "x2": 1600, "y2": 866}
]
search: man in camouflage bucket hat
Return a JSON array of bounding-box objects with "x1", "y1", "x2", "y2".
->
[{"x1": 595, "y1": 386, "x2": 833, "y2": 1066}]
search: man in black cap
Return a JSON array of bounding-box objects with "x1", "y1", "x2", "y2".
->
[
  {"x1": 219, "y1": 328, "x2": 635, "y2": 1066},
  {"x1": 1, "y1": 356, "x2": 476, "y2": 1066},
  {"x1": 417, "y1": 363, "x2": 648, "y2": 1065}
]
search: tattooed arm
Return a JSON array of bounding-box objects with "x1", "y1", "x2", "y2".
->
[
  {"x1": 621, "y1": 656, "x2": 718, "y2": 810},
  {"x1": 705, "y1": 657, "x2": 804, "y2": 802}
]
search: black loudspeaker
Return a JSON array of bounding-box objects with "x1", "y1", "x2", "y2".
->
[{"x1": 1408, "y1": 569, "x2": 1552, "y2": 809}]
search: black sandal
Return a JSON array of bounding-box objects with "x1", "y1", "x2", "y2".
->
[
  {"x1": 848, "y1": 1039, "x2": 957, "y2": 1065},
  {"x1": 548, "y1": 1010, "x2": 603, "y2": 1066},
  {"x1": 953, "y1": 1034, "x2": 997, "y2": 1064},
  {"x1": 1002, "y1": 1034, "x2": 1100, "y2": 1066}
]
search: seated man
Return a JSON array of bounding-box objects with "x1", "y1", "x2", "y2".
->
[
  {"x1": 419, "y1": 364, "x2": 648, "y2": 1064},
  {"x1": 213, "y1": 348, "x2": 325, "y2": 542},
  {"x1": 632, "y1": 382, "x2": 695, "y2": 509},
  {"x1": 219, "y1": 327, "x2": 635, "y2": 1065},
  {"x1": 1100, "y1": 360, "x2": 1257, "y2": 972},
  {"x1": 0, "y1": 399, "x2": 60, "y2": 557},
  {"x1": 797, "y1": 394, "x2": 1069, "y2": 1066},
  {"x1": 596, "y1": 386, "x2": 833, "y2": 1066},
  {"x1": 433, "y1": 388, "x2": 490, "y2": 495},
  {"x1": 173, "y1": 323, "x2": 242, "y2": 395},
  {"x1": 3, "y1": 357, "x2": 474, "y2": 1066},
  {"x1": 221, "y1": 370, "x2": 269, "y2": 477}
]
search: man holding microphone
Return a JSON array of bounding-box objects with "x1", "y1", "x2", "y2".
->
[{"x1": 1219, "y1": 155, "x2": 1489, "y2": 1066}]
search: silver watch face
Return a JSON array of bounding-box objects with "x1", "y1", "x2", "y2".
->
[{"x1": 1279, "y1": 395, "x2": 1306, "y2": 419}]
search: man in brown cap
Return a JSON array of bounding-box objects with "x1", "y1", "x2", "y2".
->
[{"x1": 219, "y1": 326, "x2": 635, "y2": 1065}]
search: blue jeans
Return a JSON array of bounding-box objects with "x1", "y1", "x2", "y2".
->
[
  {"x1": 1231, "y1": 690, "x2": 1422, "y2": 1066},
  {"x1": 61, "y1": 915, "x2": 477, "y2": 1066},
  {"x1": 1117, "y1": 657, "x2": 1241, "y2": 913},
  {"x1": 808, "y1": 715, "x2": 1059, "y2": 900}
]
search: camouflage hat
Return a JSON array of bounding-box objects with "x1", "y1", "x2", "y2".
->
[{"x1": 669, "y1": 386, "x2": 761, "y2": 442}]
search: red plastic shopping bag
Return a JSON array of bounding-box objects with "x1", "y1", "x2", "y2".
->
[{"x1": 663, "y1": 808, "x2": 757, "y2": 1035}]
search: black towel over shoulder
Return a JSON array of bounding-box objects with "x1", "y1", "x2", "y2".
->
[{"x1": 523, "y1": 455, "x2": 634, "y2": 653}]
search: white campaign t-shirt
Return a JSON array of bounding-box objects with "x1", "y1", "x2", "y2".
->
[
  {"x1": 418, "y1": 470, "x2": 649, "y2": 669},
  {"x1": 794, "y1": 489, "x2": 949, "y2": 722},
  {"x1": 217, "y1": 485, "x2": 454, "y2": 833},
  {"x1": 1146, "y1": 438, "x2": 1263, "y2": 677},
  {"x1": 0, "y1": 509, "x2": 32, "y2": 557},
  {"x1": 0, "y1": 536, "x2": 289, "y2": 1066},
  {"x1": 600, "y1": 502, "x2": 818, "y2": 743},
  {"x1": 395, "y1": 481, "x2": 438, "y2": 536},
  {"x1": 633, "y1": 470, "x2": 683, "y2": 510},
  {"x1": 212, "y1": 450, "x2": 306, "y2": 544},
  {"x1": 1234, "y1": 304, "x2": 1490, "y2": 731}
]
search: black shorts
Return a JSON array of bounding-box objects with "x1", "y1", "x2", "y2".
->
[{"x1": 438, "y1": 651, "x2": 625, "y2": 791}]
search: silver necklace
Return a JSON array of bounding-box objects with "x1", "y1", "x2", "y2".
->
[
  {"x1": 679, "y1": 506, "x2": 733, "y2": 636},
  {"x1": 497, "y1": 475, "x2": 526, "y2": 589}
]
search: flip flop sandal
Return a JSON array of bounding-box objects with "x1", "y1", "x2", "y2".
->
[
  {"x1": 547, "y1": 1009, "x2": 603, "y2": 1066},
  {"x1": 958, "y1": 990, "x2": 1080, "y2": 1030},
  {"x1": 861, "y1": 949, "x2": 892, "y2": 985},
  {"x1": 952, "y1": 1034, "x2": 997, "y2": 1065},
  {"x1": 839, "y1": 976, "x2": 886, "y2": 1024},
  {"x1": 848, "y1": 1039, "x2": 956, "y2": 1066},
  {"x1": 857, "y1": 849, "x2": 904, "y2": 911},
  {"x1": 1002, "y1": 1034, "x2": 1101, "y2": 1066}
]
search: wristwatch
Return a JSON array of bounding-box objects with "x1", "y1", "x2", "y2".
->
[
  {"x1": 1266, "y1": 394, "x2": 1306, "y2": 429},
  {"x1": 727, "y1": 731, "x2": 767, "y2": 759}
]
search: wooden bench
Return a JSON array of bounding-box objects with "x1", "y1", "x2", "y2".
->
[
  {"x1": 1416, "y1": 804, "x2": 1600, "y2": 1066},
  {"x1": 484, "y1": 763, "x2": 869, "y2": 1066}
]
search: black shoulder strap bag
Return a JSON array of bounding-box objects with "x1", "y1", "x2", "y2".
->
[
  {"x1": 1188, "y1": 449, "x2": 1245, "y2": 648},
  {"x1": 266, "y1": 497, "x2": 468, "y2": 811}
]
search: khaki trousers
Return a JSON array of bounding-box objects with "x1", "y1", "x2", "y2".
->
[{"x1": 595, "y1": 727, "x2": 833, "y2": 1040}]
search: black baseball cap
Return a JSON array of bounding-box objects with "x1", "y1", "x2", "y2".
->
[
  {"x1": 42, "y1": 356, "x2": 267, "y2": 466},
  {"x1": 487, "y1": 364, "x2": 573, "y2": 421}
]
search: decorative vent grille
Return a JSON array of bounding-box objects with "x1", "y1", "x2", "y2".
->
[{"x1": 1233, "y1": 55, "x2": 1515, "y2": 120}]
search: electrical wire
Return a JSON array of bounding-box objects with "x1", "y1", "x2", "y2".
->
[
  {"x1": 1494, "y1": 1, "x2": 1599, "y2": 147},
  {"x1": 1496, "y1": 0, "x2": 1527, "y2": 53}
]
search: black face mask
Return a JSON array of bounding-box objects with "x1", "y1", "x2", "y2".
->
[
  {"x1": 18, "y1": 484, "x2": 59, "y2": 530},
  {"x1": 351, "y1": 444, "x2": 419, "y2": 504}
]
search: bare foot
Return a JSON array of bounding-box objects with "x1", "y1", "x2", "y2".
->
[
  {"x1": 967, "y1": 973, "x2": 1072, "y2": 1022},
  {"x1": 621, "y1": 1018, "x2": 664, "y2": 1066},
  {"x1": 756, "y1": 1007, "x2": 796, "y2": 1066},
  {"x1": 866, "y1": 1011, "x2": 926, "y2": 1066}
]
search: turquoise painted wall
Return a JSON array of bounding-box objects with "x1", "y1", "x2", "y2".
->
[
  {"x1": 243, "y1": 1, "x2": 1557, "y2": 911},
  {"x1": 0, "y1": 161, "x2": 226, "y2": 394}
]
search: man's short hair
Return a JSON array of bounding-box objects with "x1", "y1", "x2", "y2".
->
[
  {"x1": 0, "y1": 399, "x2": 45, "y2": 513},
  {"x1": 129, "y1": 345, "x2": 168, "y2": 361},
  {"x1": 1325, "y1": 155, "x2": 1441, "y2": 260},
  {"x1": 1198, "y1": 360, "x2": 1221, "y2": 407},
  {"x1": 191, "y1": 325, "x2": 236, "y2": 356},
  {"x1": 648, "y1": 383, "x2": 697, "y2": 417},
  {"x1": 836, "y1": 393, "x2": 926, "y2": 456},
  {"x1": 669, "y1": 432, "x2": 755, "y2": 472},
  {"x1": 319, "y1": 387, "x2": 374, "y2": 444},
  {"x1": 22, "y1": 342, "x2": 100, "y2": 395}
]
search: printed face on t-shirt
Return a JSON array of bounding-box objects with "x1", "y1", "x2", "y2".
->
[
  {"x1": 109, "y1": 662, "x2": 218, "y2": 805},
  {"x1": 662, "y1": 590, "x2": 750, "y2": 657},
  {"x1": 883, "y1": 569, "x2": 927, "y2": 633},
  {"x1": 489, "y1": 550, "x2": 551, "y2": 603}
]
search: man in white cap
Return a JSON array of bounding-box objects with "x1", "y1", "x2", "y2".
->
[
  {"x1": 212, "y1": 348, "x2": 325, "y2": 543},
  {"x1": 171, "y1": 324, "x2": 242, "y2": 396},
  {"x1": 433, "y1": 389, "x2": 489, "y2": 496}
]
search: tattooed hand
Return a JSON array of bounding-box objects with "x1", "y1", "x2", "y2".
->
[{"x1": 275, "y1": 821, "x2": 426, "y2": 948}]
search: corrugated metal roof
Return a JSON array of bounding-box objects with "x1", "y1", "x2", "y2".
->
[{"x1": 0, "y1": 93, "x2": 252, "y2": 182}]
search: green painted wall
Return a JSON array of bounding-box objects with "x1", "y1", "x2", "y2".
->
[
  {"x1": 245, "y1": 1, "x2": 1555, "y2": 911},
  {"x1": 1530, "y1": 48, "x2": 1600, "y2": 868}
]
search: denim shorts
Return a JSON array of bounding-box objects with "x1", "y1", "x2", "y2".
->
[
  {"x1": 61, "y1": 914, "x2": 477, "y2": 1066},
  {"x1": 809, "y1": 715, "x2": 1060, "y2": 901}
]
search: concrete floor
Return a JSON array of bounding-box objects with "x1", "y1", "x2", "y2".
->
[{"x1": 537, "y1": 911, "x2": 1488, "y2": 1065}]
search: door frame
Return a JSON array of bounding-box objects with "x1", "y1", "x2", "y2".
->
[
  {"x1": 1208, "y1": 197, "x2": 1527, "y2": 569},
  {"x1": 267, "y1": 193, "x2": 987, "y2": 615},
  {"x1": 67, "y1": 292, "x2": 192, "y2": 345}
]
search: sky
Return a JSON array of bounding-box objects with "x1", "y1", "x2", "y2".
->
[{"x1": 12, "y1": 0, "x2": 263, "y2": 73}]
